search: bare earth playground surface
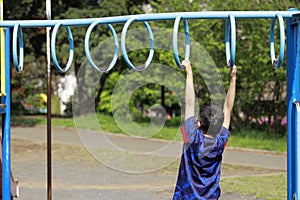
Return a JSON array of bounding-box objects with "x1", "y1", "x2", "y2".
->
[{"x1": 10, "y1": 126, "x2": 286, "y2": 200}]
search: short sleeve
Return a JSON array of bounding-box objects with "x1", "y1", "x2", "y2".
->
[
  {"x1": 218, "y1": 126, "x2": 230, "y2": 148},
  {"x1": 180, "y1": 116, "x2": 198, "y2": 143}
]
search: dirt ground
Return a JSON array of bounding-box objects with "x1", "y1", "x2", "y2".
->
[{"x1": 9, "y1": 136, "x2": 284, "y2": 200}]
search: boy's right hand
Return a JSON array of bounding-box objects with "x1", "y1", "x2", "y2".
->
[
  {"x1": 182, "y1": 60, "x2": 192, "y2": 74},
  {"x1": 231, "y1": 65, "x2": 237, "y2": 77}
]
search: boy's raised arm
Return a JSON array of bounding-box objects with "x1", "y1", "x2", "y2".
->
[
  {"x1": 182, "y1": 60, "x2": 195, "y2": 120},
  {"x1": 223, "y1": 65, "x2": 237, "y2": 129}
]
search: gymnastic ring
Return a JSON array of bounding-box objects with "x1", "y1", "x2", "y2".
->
[
  {"x1": 51, "y1": 22, "x2": 74, "y2": 73},
  {"x1": 225, "y1": 14, "x2": 236, "y2": 68},
  {"x1": 270, "y1": 14, "x2": 285, "y2": 69},
  {"x1": 173, "y1": 15, "x2": 190, "y2": 69},
  {"x1": 121, "y1": 16, "x2": 154, "y2": 71},
  {"x1": 12, "y1": 23, "x2": 24, "y2": 73},
  {"x1": 84, "y1": 20, "x2": 119, "y2": 72}
]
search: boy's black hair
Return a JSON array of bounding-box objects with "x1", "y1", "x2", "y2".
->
[{"x1": 198, "y1": 104, "x2": 224, "y2": 137}]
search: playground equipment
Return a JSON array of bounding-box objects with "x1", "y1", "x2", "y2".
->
[
  {"x1": 0, "y1": 9, "x2": 300, "y2": 200},
  {"x1": 0, "y1": 138, "x2": 18, "y2": 199}
]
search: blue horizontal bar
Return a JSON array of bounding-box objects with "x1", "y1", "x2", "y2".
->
[{"x1": 0, "y1": 11, "x2": 300, "y2": 28}]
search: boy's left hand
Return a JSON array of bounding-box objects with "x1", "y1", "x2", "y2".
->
[
  {"x1": 231, "y1": 65, "x2": 237, "y2": 77},
  {"x1": 182, "y1": 60, "x2": 192, "y2": 74}
]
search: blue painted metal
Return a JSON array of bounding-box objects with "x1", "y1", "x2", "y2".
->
[
  {"x1": 2, "y1": 10, "x2": 300, "y2": 199},
  {"x1": 286, "y1": 16, "x2": 294, "y2": 200},
  {"x1": 270, "y1": 14, "x2": 285, "y2": 69},
  {"x1": 295, "y1": 102, "x2": 300, "y2": 198},
  {"x1": 184, "y1": 19, "x2": 190, "y2": 62},
  {"x1": 3, "y1": 11, "x2": 300, "y2": 72},
  {"x1": 2, "y1": 28, "x2": 10, "y2": 200},
  {"x1": 0, "y1": 107, "x2": 6, "y2": 114},
  {"x1": 286, "y1": 11, "x2": 300, "y2": 199},
  {"x1": 121, "y1": 16, "x2": 154, "y2": 71},
  {"x1": 173, "y1": 15, "x2": 190, "y2": 69},
  {"x1": 0, "y1": 11, "x2": 300, "y2": 28},
  {"x1": 12, "y1": 23, "x2": 24, "y2": 73},
  {"x1": 50, "y1": 22, "x2": 74, "y2": 73},
  {"x1": 84, "y1": 21, "x2": 119, "y2": 72},
  {"x1": 225, "y1": 14, "x2": 236, "y2": 67}
]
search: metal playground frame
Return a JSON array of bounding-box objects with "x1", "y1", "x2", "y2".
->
[{"x1": 0, "y1": 8, "x2": 300, "y2": 200}]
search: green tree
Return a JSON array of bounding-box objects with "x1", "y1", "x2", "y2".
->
[
  {"x1": 5, "y1": 0, "x2": 298, "y2": 135},
  {"x1": 5, "y1": 0, "x2": 150, "y2": 114},
  {"x1": 149, "y1": 0, "x2": 296, "y2": 134}
]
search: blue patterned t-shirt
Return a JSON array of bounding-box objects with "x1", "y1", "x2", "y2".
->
[{"x1": 173, "y1": 116, "x2": 230, "y2": 200}]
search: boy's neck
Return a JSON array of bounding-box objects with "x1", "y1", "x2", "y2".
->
[
  {"x1": 202, "y1": 132, "x2": 214, "y2": 138},
  {"x1": 199, "y1": 127, "x2": 214, "y2": 138}
]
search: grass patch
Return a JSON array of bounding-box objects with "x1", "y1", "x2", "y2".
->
[
  {"x1": 228, "y1": 129, "x2": 286, "y2": 153},
  {"x1": 74, "y1": 114, "x2": 182, "y2": 141},
  {"x1": 11, "y1": 114, "x2": 287, "y2": 152},
  {"x1": 11, "y1": 115, "x2": 46, "y2": 126},
  {"x1": 220, "y1": 173, "x2": 287, "y2": 200}
]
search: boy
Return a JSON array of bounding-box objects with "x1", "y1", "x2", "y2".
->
[{"x1": 173, "y1": 60, "x2": 237, "y2": 199}]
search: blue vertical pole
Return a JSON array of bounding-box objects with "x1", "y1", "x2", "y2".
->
[
  {"x1": 296, "y1": 103, "x2": 300, "y2": 198},
  {"x1": 286, "y1": 12, "x2": 300, "y2": 200},
  {"x1": 2, "y1": 28, "x2": 10, "y2": 200},
  {"x1": 286, "y1": 15, "x2": 294, "y2": 199},
  {"x1": 286, "y1": 15, "x2": 292, "y2": 200}
]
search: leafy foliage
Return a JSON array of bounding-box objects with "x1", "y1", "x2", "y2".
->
[{"x1": 5, "y1": 0, "x2": 300, "y2": 135}]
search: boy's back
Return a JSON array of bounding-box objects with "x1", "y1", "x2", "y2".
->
[
  {"x1": 173, "y1": 60, "x2": 236, "y2": 199},
  {"x1": 173, "y1": 116, "x2": 230, "y2": 200}
]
